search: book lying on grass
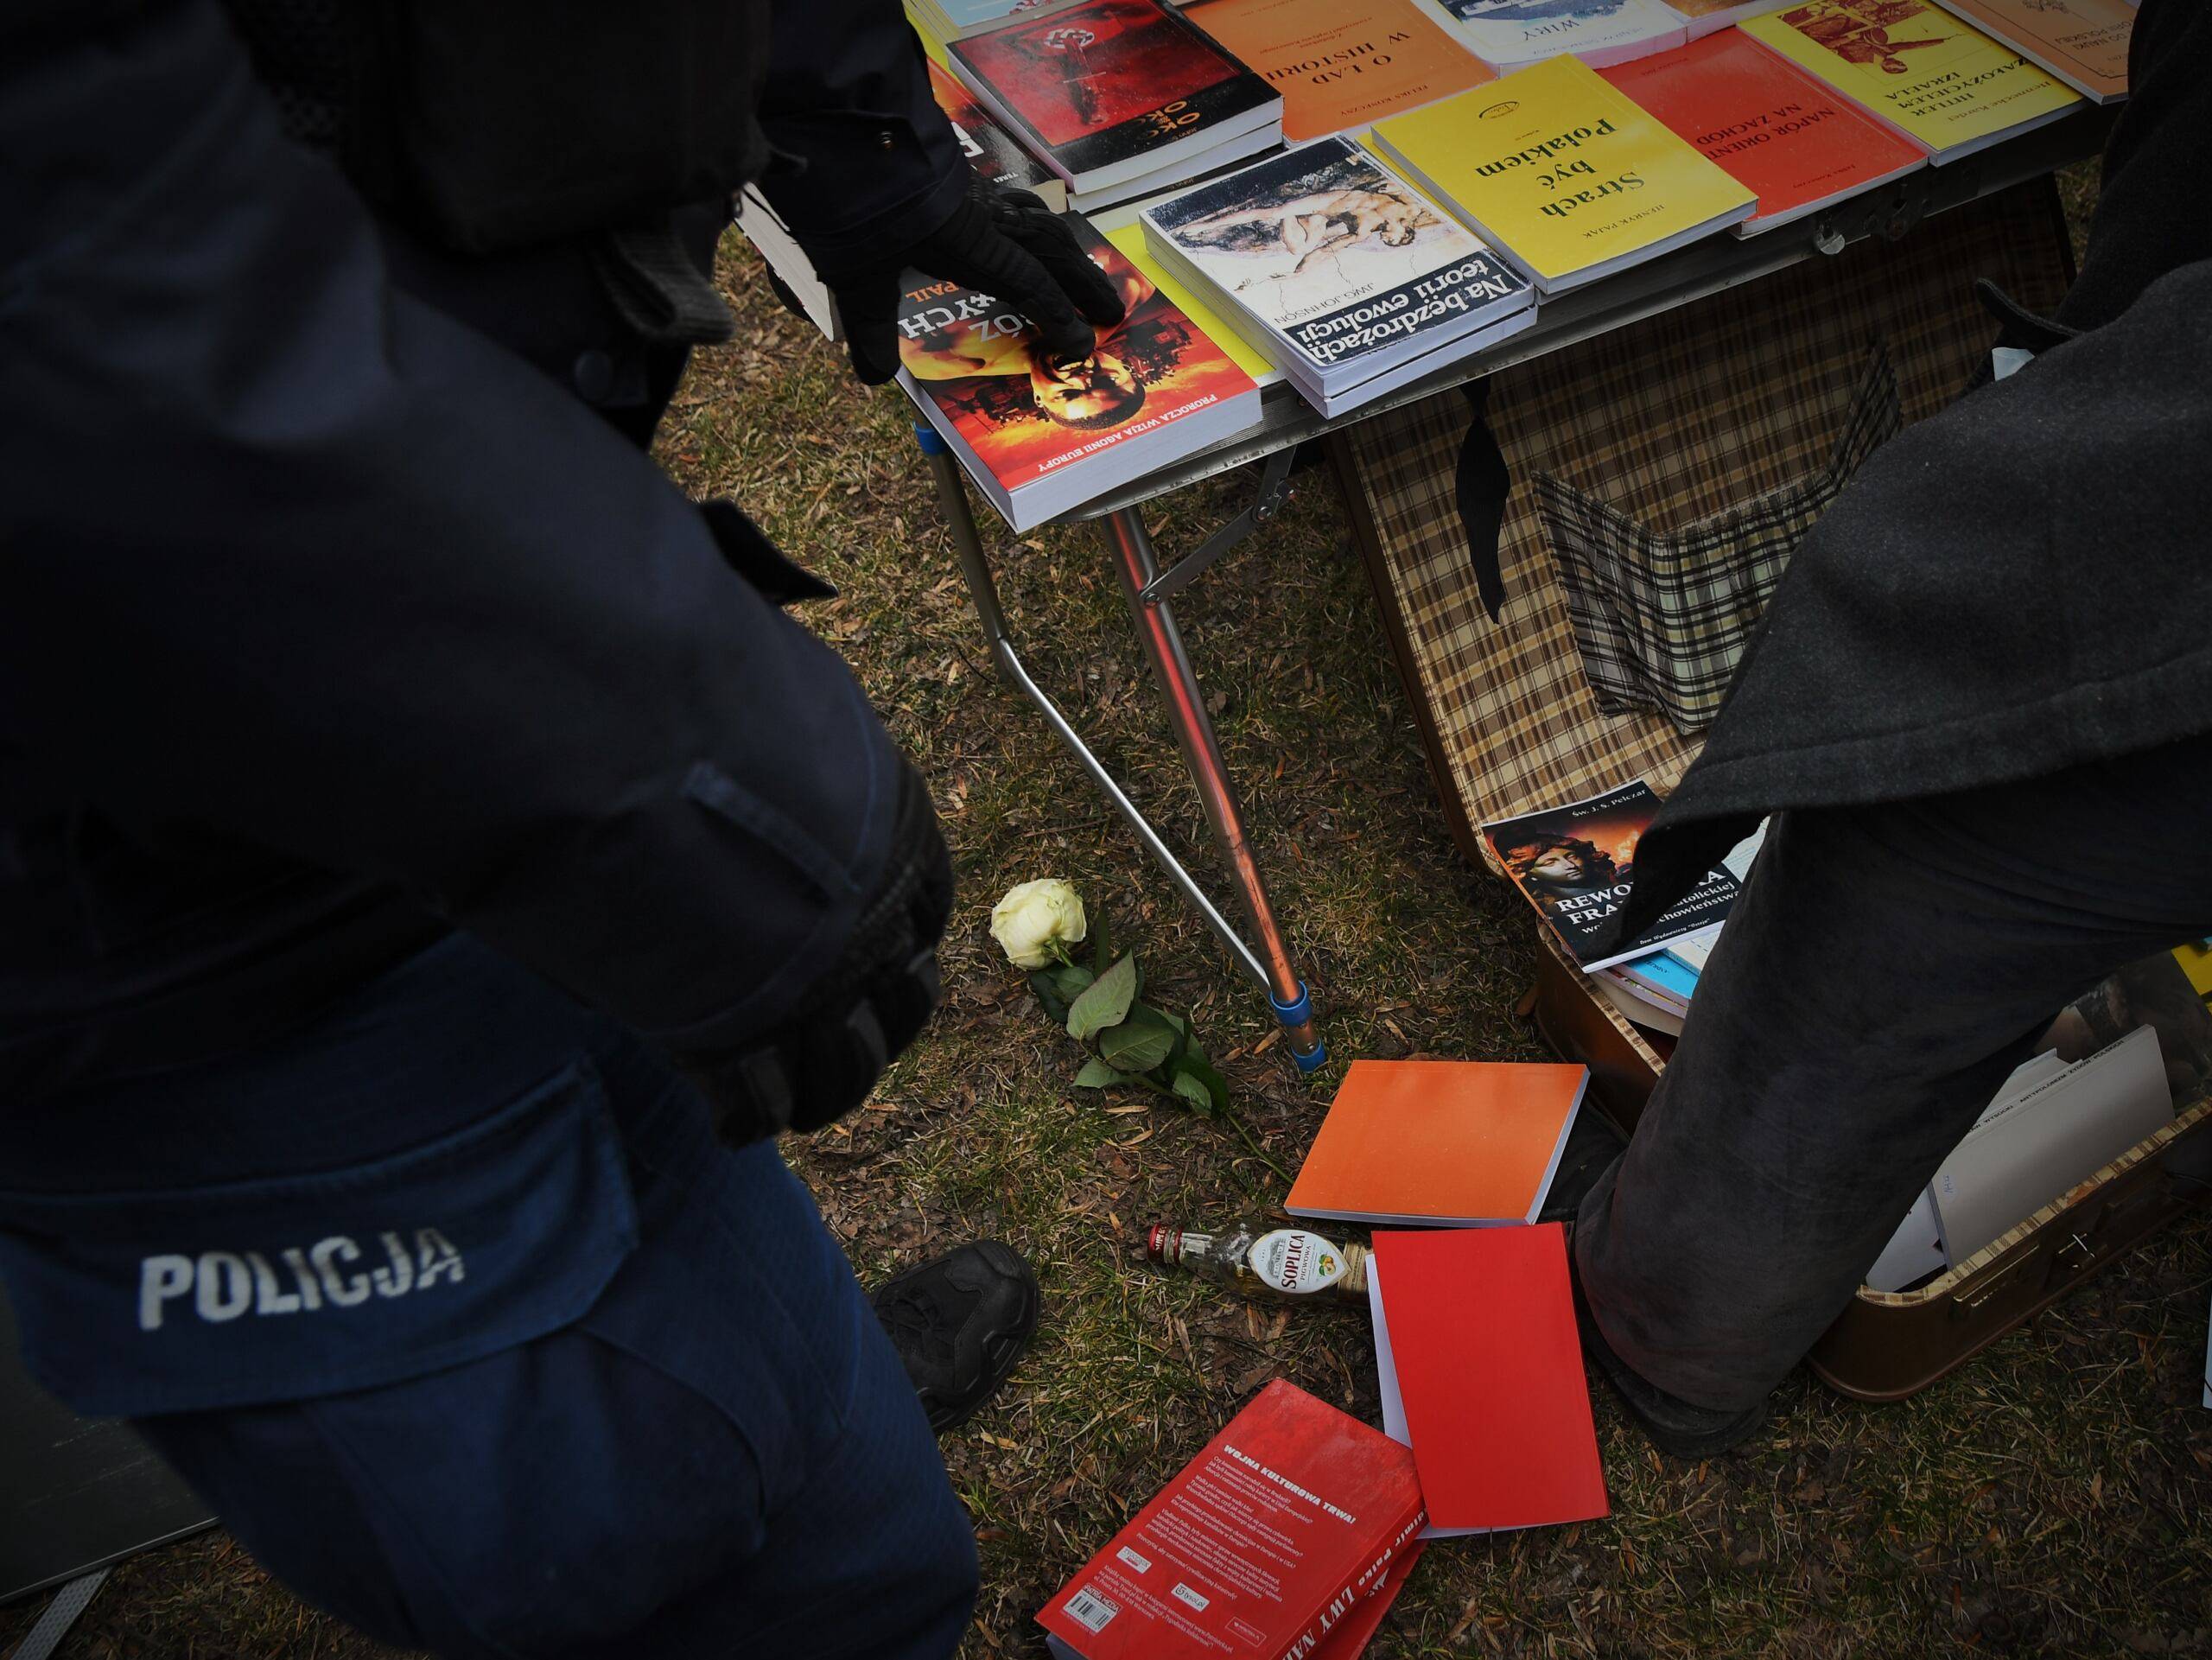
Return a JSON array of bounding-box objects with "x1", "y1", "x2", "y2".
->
[
  {"x1": 1741, "y1": 2, "x2": 2081, "y2": 163},
  {"x1": 1038, "y1": 1379, "x2": 1425, "y2": 1659},
  {"x1": 1419, "y1": 0, "x2": 1687, "y2": 72},
  {"x1": 1370, "y1": 56, "x2": 1755, "y2": 293},
  {"x1": 928, "y1": 58, "x2": 1070, "y2": 211},
  {"x1": 1660, "y1": 0, "x2": 1793, "y2": 38},
  {"x1": 950, "y1": 0, "x2": 1283, "y2": 202},
  {"x1": 1482, "y1": 781, "x2": 1748, "y2": 971},
  {"x1": 897, "y1": 215, "x2": 1261, "y2": 531},
  {"x1": 1286, "y1": 1059, "x2": 1588, "y2": 1226},
  {"x1": 1181, "y1": 0, "x2": 1497, "y2": 140},
  {"x1": 1601, "y1": 29, "x2": 1927, "y2": 233},
  {"x1": 1930, "y1": 1024, "x2": 2171, "y2": 1266},
  {"x1": 1141, "y1": 137, "x2": 1536, "y2": 415},
  {"x1": 1928, "y1": 0, "x2": 2133, "y2": 103},
  {"x1": 1370, "y1": 1224, "x2": 1608, "y2": 1536}
]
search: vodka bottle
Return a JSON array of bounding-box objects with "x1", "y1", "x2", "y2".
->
[{"x1": 1147, "y1": 1221, "x2": 1370, "y2": 1301}]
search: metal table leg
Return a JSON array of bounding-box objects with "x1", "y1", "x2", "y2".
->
[{"x1": 916, "y1": 427, "x2": 1325, "y2": 1072}]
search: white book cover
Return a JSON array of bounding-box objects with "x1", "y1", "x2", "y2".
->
[
  {"x1": 1931, "y1": 1025, "x2": 2172, "y2": 1267},
  {"x1": 1421, "y1": 0, "x2": 1687, "y2": 69},
  {"x1": 1142, "y1": 137, "x2": 1532, "y2": 386},
  {"x1": 1865, "y1": 1186, "x2": 1945, "y2": 1294}
]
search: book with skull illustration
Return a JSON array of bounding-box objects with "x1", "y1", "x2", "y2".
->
[
  {"x1": 1141, "y1": 137, "x2": 1536, "y2": 414},
  {"x1": 949, "y1": 0, "x2": 1283, "y2": 200},
  {"x1": 895, "y1": 213, "x2": 1261, "y2": 532}
]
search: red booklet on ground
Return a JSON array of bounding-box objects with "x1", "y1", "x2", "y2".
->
[
  {"x1": 1369, "y1": 1224, "x2": 1608, "y2": 1536},
  {"x1": 1039, "y1": 1380, "x2": 1426, "y2": 1660},
  {"x1": 1601, "y1": 29, "x2": 1926, "y2": 236}
]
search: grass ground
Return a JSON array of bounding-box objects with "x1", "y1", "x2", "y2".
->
[{"x1": 9, "y1": 163, "x2": 2209, "y2": 1660}]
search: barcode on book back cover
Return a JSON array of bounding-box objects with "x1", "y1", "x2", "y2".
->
[{"x1": 1065, "y1": 1587, "x2": 1118, "y2": 1634}]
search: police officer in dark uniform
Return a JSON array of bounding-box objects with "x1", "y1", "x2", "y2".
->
[{"x1": 0, "y1": 0, "x2": 1122, "y2": 1653}]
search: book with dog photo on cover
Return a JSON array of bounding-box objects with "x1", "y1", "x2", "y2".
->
[
  {"x1": 896, "y1": 213, "x2": 1260, "y2": 532},
  {"x1": 1482, "y1": 779, "x2": 1749, "y2": 970},
  {"x1": 950, "y1": 0, "x2": 1283, "y2": 200},
  {"x1": 1141, "y1": 137, "x2": 1535, "y2": 414}
]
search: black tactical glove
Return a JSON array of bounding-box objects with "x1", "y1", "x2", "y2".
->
[
  {"x1": 683, "y1": 758, "x2": 954, "y2": 1144},
  {"x1": 830, "y1": 178, "x2": 1128, "y2": 385}
]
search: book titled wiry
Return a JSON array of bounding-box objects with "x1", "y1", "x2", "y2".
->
[
  {"x1": 950, "y1": 0, "x2": 1282, "y2": 200},
  {"x1": 1371, "y1": 55, "x2": 1755, "y2": 292},
  {"x1": 927, "y1": 58, "x2": 1069, "y2": 211},
  {"x1": 1481, "y1": 779, "x2": 1745, "y2": 970},
  {"x1": 1419, "y1": 0, "x2": 1687, "y2": 72},
  {"x1": 1182, "y1": 0, "x2": 1496, "y2": 141},
  {"x1": 897, "y1": 215, "x2": 1260, "y2": 531},
  {"x1": 1741, "y1": 0, "x2": 2081, "y2": 162},
  {"x1": 1928, "y1": 0, "x2": 2133, "y2": 103},
  {"x1": 1141, "y1": 137, "x2": 1535, "y2": 414},
  {"x1": 1039, "y1": 1380, "x2": 1425, "y2": 1660},
  {"x1": 1601, "y1": 29, "x2": 1927, "y2": 233}
]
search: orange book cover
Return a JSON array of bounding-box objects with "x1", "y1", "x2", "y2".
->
[
  {"x1": 1286, "y1": 1059, "x2": 1589, "y2": 1226},
  {"x1": 1182, "y1": 0, "x2": 1495, "y2": 142},
  {"x1": 1930, "y1": 0, "x2": 2132, "y2": 103}
]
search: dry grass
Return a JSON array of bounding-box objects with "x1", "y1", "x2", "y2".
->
[{"x1": 10, "y1": 162, "x2": 2210, "y2": 1660}]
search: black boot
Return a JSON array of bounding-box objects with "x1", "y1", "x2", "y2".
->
[
  {"x1": 1567, "y1": 1252, "x2": 1765, "y2": 1460},
  {"x1": 1537, "y1": 1104, "x2": 1627, "y2": 1224},
  {"x1": 871, "y1": 1241, "x2": 1039, "y2": 1434}
]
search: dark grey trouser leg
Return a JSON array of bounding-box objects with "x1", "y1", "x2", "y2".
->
[{"x1": 1575, "y1": 735, "x2": 2212, "y2": 1412}]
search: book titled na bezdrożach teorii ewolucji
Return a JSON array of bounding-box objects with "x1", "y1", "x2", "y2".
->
[
  {"x1": 1140, "y1": 137, "x2": 1535, "y2": 416},
  {"x1": 949, "y1": 0, "x2": 1283, "y2": 204},
  {"x1": 895, "y1": 213, "x2": 1260, "y2": 533},
  {"x1": 1482, "y1": 779, "x2": 1745, "y2": 970}
]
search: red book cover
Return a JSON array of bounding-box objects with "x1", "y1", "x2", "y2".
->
[
  {"x1": 1600, "y1": 29, "x2": 1926, "y2": 232},
  {"x1": 1369, "y1": 1224, "x2": 1609, "y2": 1534},
  {"x1": 1038, "y1": 1380, "x2": 1426, "y2": 1660},
  {"x1": 952, "y1": 0, "x2": 1276, "y2": 182},
  {"x1": 896, "y1": 214, "x2": 1257, "y2": 513}
]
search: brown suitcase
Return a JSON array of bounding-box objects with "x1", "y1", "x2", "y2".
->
[{"x1": 1332, "y1": 179, "x2": 2212, "y2": 1400}]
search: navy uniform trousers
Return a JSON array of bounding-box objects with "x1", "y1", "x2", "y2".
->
[{"x1": 0, "y1": 933, "x2": 977, "y2": 1658}]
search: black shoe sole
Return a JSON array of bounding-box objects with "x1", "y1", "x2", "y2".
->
[{"x1": 924, "y1": 1242, "x2": 1039, "y2": 1436}]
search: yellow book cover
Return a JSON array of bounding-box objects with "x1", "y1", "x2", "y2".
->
[
  {"x1": 904, "y1": 2, "x2": 951, "y2": 65},
  {"x1": 1370, "y1": 55, "x2": 1753, "y2": 291},
  {"x1": 1180, "y1": 0, "x2": 1494, "y2": 143},
  {"x1": 1742, "y1": 2, "x2": 2081, "y2": 159},
  {"x1": 1102, "y1": 224, "x2": 1281, "y2": 383}
]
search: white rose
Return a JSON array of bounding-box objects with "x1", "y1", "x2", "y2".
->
[{"x1": 989, "y1": 879, "x2": 1088, "y2": 970}]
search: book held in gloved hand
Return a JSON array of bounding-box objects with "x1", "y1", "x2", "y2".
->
[
  {"x1": 1038, "y1": 1379, "x2": 1425, "y2": 1659},
  {"x1": 896, "y1": 213, "x2": 1261, "y2": 531}
]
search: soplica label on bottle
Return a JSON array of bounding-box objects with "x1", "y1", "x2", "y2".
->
[{"x1": 1247, "y1": 1229, "x2": 1348, "y2": 1294}]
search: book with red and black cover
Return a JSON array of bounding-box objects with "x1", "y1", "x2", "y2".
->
[
  {"x1": 896, "y1": 213, "x2": 1261, "y2": 531},
  {"x1": 1038, "y1": 1379, "x2": 1426, "y2": 1660},
  {"x1": 1601, "y1": 29, "x2": 1926, "y2": 233},
  {"x1": 950, "y1": 0, "x2": 1284, "y2": 200},
  {"x1": 1481, "y1": 779, "x2": 1746, "y2": 970},
  {"x1": 926, "y1": 58, "x2": 1070, "y2": 211}
]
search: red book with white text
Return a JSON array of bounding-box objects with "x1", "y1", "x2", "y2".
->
[
  {"x1": 1369, "y1": 1224, "x2": 1608, "y2": 1535},
  {"x1": 1601, "y1": 29, "x2": 1926, "y2": 235},
  {"x1": 1039, "y1": 1380, "x2": 1426, "y2": 1659}
]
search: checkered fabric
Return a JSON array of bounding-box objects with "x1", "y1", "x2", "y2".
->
[
  {"x1": 1337, "y1": 182, "x2": 2075, "y2": 874},
  {"x1": 1535, "y1": 346, "x2": 1902, "y2": 734}
]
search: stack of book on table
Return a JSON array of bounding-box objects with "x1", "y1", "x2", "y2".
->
[
  {"x1": 948, "y1": 0, "x2": 1285, "y2": 211},
  {"x1": 1139, "y1": 137, "x2": 1537, "y2": 416},
  {"x1": 1416, "y1": 0, "x2": 1690, "y2": 72}
]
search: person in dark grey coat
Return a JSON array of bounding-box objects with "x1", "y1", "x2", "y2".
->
[{"x1": 1569, "y1": 0, "x2": 2212, "y2": 1456}]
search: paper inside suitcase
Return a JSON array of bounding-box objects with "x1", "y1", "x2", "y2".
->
[{"x1": 1330, "y1": 180, "x2": 2212, "y2": 1402}]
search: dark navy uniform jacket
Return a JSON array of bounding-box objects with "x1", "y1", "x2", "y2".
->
[{"x1": 0, "y1": 0, "x2": 962, "y2": 1104}]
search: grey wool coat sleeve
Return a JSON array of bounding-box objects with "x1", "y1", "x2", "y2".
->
[
  {"x1": 1618, "y1": 0, "x2": 2212, "y2": 940},
  {"x1": 0, "y1": 0, "x2": 912, "y2": 1071}
]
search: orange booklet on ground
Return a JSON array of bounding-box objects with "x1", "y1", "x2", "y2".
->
[{"x1": 1286, "y1": 1059, "x2": 1588, "y2": 1226}]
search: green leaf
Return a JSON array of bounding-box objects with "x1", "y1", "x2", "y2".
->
[
  {"x1": 1090, "y1": 908, "x2": 1113, "y2": 977},
  {"x1": 1173, "y1": 1053, "x2": 1230, "y2": 1116},
  {"x1": 1067, "y1": 953, "x2": 1138, "y2": 1042},
  {"x1": 1170, "y1": 1069, "x2": 1214, "y2": 1111},
  {"x1": 1100, "y1": 1017, "x2": 1177, "y2": 1073},
  {"x1": 1126, "y1": 1004, "x2": 1189, "y2": 1076},
  {"x1": 1072, "y1": 1058, "x2": 1121, "y2": 1088},
  {"x1": 1046, "y1": 964, "x2": 1095, "y2": 1002},
  {"x1": 1028, "y1": 971, "x2": 1071, "y2": 1023}
]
